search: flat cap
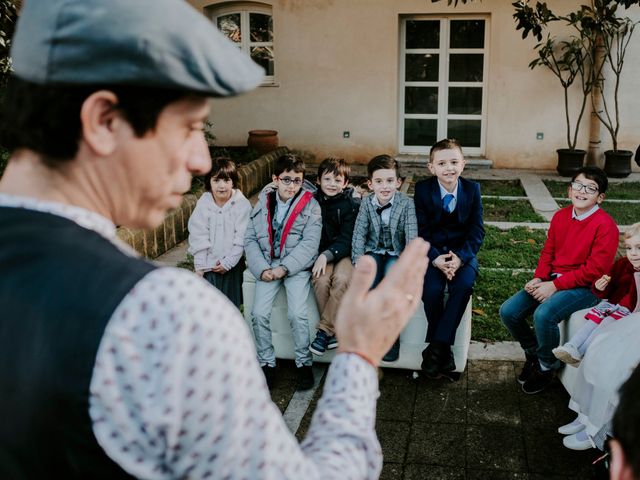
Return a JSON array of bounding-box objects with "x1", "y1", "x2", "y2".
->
[{"x1": 10, "y1": 0, "x2": 264, "y2": 96}]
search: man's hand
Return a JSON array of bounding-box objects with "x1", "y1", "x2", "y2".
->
[
  {"x1": 271, "y1": 266, "x2": 287, "y2": 280},
  {"x1": 530, "y1": 280, "x2": 557, "y2": 302},
  {"x1": 335, "y1": 238, "x2": 430, "y2": 366},
  {"x1": 260, "y1": 269, "x2": 274, "y2": 281},
  {"x1": 211, "y1": 261, "x2": 227, "y2": 274},
  {"x1": 524, "y1": 277, "x2": 542, "y2": 294},
  {"x1": 595, "y1": 275, "x2": 611, "y2": 291},
  {"x1": 312, "y1": 254, "x2": 328, "y2": 278}
]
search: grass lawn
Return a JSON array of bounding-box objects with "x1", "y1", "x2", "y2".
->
[
  {"x1": 478, "y1": 225, "x2": 545, "y2": 269},
  {"x1": 558, "y1": 199, "x2": 640, "y2": 225},
  {"x1": 477, "y1": 179, "x2": 526, "y2": 197},
  {"x1": 545, "y1": 179, "x2": 640, "y2": 200},
  {"x1": 472, "y1": 270, "x2": 531, "y2": 341},
  {"x1": 483, "y1": 198, "x2": 545, "y2": 222}
]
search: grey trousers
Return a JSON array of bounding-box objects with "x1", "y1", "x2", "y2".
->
[{"x1": 251, "y1": 270, "x2": 313, "y2": 368}]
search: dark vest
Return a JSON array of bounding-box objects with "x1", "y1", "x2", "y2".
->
[{"x1": 0, "y1": 207, "x2": 155, "y2": 479}]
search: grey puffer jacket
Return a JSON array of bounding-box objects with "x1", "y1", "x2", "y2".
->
[{"x1": 244, "y1": 180, "x2": 322, "y2": 278}]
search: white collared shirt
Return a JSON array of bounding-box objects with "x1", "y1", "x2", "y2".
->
[
  {"x1": 438, "y1": 181, "x2": 458, "y2": 212},
  {"x1": 371, "y1": 193, "x2": 395, "y2": 226},
  {"x1": 572, "y1": 204, "x2": 600, "y2": 221},
  {"x1": 0, "y1": 193, "x2": 382, "y2": 479}
]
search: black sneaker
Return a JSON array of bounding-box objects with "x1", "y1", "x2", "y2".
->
[
  {"x1": 381, "y1": 339, "x2": 400, "y2": 364},
  {"x1": 327, "y1": 335, "x2": 338, "y2": 350},
  {"x1": 262, "y1": 365, "x2": 276, "y2": 389},
  {"x1": 518, "y1": 353, "x2": 538, "y2": 385},
  {"x1": 522, "y1": 367, "x2": 554, "y2": 394},
  {"x1": 309, "y1": 331, "x2": 329, "y2": 356},
  {"x1": 296, "y1": 365, "x2": 315, "y2": 390}
]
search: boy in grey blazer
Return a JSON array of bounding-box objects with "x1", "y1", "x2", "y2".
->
[{"x1": 352, "y1": 155, "x2": 418, "y2": 362}]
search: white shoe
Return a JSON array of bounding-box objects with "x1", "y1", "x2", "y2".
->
[
  {"x1": 563, "y1": 431, "x2": 594, "y2": 450},
  {"x1": 552, "y1": 344, "x2": 582, "y2": 366},
  {"x1": 558, "y1": 418, "x2": 585, "y2": 435}
]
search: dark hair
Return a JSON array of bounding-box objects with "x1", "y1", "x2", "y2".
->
[
  {"x1": 367, "y1": 154, "x2": 401, "y2": 179},
  {"x1": 429, "y1": 138, "x2": 464, "y2": 163},
  {"x1": 0, "y1": 76, "x2": 194, "y2": 167},
  {"x1": 613, "y1": 365, "x2": 640, "y2": 479},
  {"x1": 571, "y1": 166, "x2": 608, "y2": 194},
  {"x1": 204, "y1": 157, "x2": 239, "y2": 191},
  {"x1": 317, "y1": 157, "x2": 350, "y2": 182},
  {"x1": 274, "y1": 153, "x2": 305, "y2": 178}
]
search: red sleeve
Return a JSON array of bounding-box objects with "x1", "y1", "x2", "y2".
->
[
  {"x1": 554, "y1": 217, "x2": 619, "y2": 290},
  {"x1": 534, "y1": 210, "x2": 560, "y2": 280}
]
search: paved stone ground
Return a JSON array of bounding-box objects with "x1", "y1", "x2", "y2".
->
[{"x1": 286, "y1": 360, "x2": 601, "y2": 480}]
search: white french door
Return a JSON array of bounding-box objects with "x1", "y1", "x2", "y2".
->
[{"x1": 399, "y1": 16, "x2": 489, "y2": 156}]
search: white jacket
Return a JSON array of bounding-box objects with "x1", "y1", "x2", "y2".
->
[{"x1": 187, "y1": 189, "x2": 252, "y2": 272}]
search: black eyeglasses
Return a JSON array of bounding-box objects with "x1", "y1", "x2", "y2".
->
[
  {"x1": 570, "y1": 181, "x2": 599, "y2": 195},
  {"x1": 278, "y1": 176, "x2": 303, "y2": 186}
]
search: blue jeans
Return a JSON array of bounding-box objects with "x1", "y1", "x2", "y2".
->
[
  {"x1": 499, "y1": 287, "x2": 599, "y2": 370},
  {"x1": 368, "y1": 252, "x2": 399, "y2": 289}
]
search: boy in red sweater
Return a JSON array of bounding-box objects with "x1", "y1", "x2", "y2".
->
[
  {"x1": 500, "y1": 167, "x2": 619, "y2": 395},
  {"x1": 553, "y1": 222, "x2": 640, "y2": 366}
]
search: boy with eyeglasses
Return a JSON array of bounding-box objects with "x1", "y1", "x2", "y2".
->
[
  {"x1": 244, "y1": 154, "x2": 322, "y2": 390},
  {"x1": 500, "y1": 166, "x2": 619, "y2": 395}
]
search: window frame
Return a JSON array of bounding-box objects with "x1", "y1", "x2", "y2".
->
[{"x1": 206, "y1": 2, "x2": 275, "y2": 85}]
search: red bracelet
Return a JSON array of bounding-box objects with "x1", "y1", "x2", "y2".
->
[{"x1": 342, "y1": 351, "x2": 378, "y2": 368}]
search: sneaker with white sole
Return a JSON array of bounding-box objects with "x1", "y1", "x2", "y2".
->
[
  {"x1": 552, "y1": 344, "x2": 582, "y2": 366},
  {"x1": 309, "y1": 330, "x2": 330, "y2": 356},
  {"x1": 327, "y1": 335, "x2": 338, "y2": 350},
  {"x1": 563, "y1": 430, "x2": 594, "y2": 450},
  {"x1": 558, "y1": 417, "x2": 585, "y2": 435}
]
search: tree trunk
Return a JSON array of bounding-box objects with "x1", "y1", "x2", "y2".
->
[{"x1": 587, "y1": 34, "x2": 606, "y2": 168}]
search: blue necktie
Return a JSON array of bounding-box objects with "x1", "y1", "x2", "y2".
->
[{"x1": 443, "y1": 193, "x2": 455, "y2": 213}]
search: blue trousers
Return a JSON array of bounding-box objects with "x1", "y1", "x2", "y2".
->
[
  {"x1": 499, "y1": 287, "x2": 599, "y2": 370},
  {"x1": 422, "y1": 263, "x2": 477, "y2": 345}
]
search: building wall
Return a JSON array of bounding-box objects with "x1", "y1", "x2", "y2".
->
[{"x1": 188, "y1": 0, "x2": 640, "y2": 170}]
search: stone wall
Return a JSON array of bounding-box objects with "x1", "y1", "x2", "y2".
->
[{"x1": 116, "y1": 146, "x2": 287, "y2": 259}]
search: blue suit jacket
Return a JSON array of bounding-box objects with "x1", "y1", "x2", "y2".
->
[{"x1": 414, "y1": 176, "x2": 484, "y2": 271}]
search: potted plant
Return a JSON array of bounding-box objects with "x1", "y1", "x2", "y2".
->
[
  {"x1": 528, "y1": 34, "x2": 592, "y2": 176},
  {"x1": 571, "y1": 3, "x2": 638, "y2": 177},
  {"x1": 513, "y1": 0, "x2": 639, "y2": 178}
]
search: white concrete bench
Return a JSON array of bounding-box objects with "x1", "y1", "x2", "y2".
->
[{"x1": 242, "y1": 269, "x2": 473, "y2": 372}]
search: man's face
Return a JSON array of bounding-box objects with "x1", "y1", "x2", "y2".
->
[
  {"x1": 428, "y1": 148, "x2": 465, "y2": 192},
  {"x1": 568, "y1": 174, "x2": 604, "y2": 216},
  {"x1": 118, "y1": 96, "x2": 211, "y2": 228},
  {"x1": 367, "y1": 168, "x2": 401, "y2": 206},
  {"x1": 273, "y1": 169, "x2": 303, "y2": 202}
]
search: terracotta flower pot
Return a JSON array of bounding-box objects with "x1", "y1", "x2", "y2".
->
[{"x1": 247, "y1": 130, "x2": 279, "y2": 155}]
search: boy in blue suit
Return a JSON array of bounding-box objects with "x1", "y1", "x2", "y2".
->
[{"x1": 414, "y1": 138, "x2": 484, "y2": 378}]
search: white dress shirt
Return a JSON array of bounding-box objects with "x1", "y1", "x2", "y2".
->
[{"x1": 0, "y1": 193, "x2": 382, "y2": 480}]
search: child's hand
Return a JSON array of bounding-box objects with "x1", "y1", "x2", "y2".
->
[
  {"x1": 260, "y1": 269, "x2": 274, "y2": 281},
  {"x1": 312, "y1": 254, "x2": 328, "y2": 278},
  {"x1": 595, "y1": 275, "x2": 611, "y2": 291},
  {"x1": 195, "y1": 270, "x2": 205, "y2": 277},
  {"x1": 530, "y1": 281, "x2": 557, "y2": 302},
  {"x1": 271, "y1": 266, "x2": 287, "y2": 280},
  {"x1": 524, "y1": 278, "x2": 542, "y2": 294},
  {"x1": 444, "y1": 252, "x2": 462, "y2": 275},
  {"x1": 211, "y1": 261, "x2": 227, "y2": 274}
]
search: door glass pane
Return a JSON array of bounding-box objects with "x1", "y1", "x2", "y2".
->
[
  {"x1": 251, "y1": 46, "x2": 274, "y2": 76},
  {"x1": 404, "y1": 119, "x2": 438, "y2": 146},
  {"x1": 217, "y1": 13, "x2": 241, "y2": 43},
  {"x1": 405, "y1": 54, "x2": 439, "y2": 82},
  {"x1": 449, "y1": 54, "x2": 483, "y2": 82},
  {"x1": 448, "y1": 120, "x2": 481, "y2": 147},
  {"x1": 250, "y1": 13, "x2": 273, "y2": 43},
  {"x1": 405, "y1": 87, "x2": 438, "y2": 114},
  {"x1": 448, "y1": 87, "x2": 482, "y2": 115},
  {"x1": 406, "y1": 20, "x2": 440, "y2": 49},
  {"x1": 450, "y1": 20, "x2": 484, "y2": 48}
]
